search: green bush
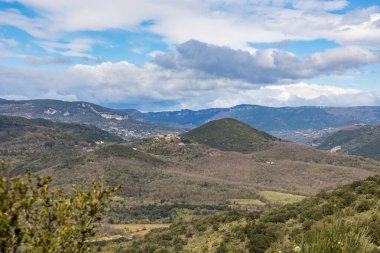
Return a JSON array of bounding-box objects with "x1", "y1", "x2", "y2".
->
[{"x1": 0, "y1": 160, "x2": 119, "y2": 253}]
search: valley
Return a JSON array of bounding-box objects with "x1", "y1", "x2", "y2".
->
[
  {"x1": 1, "y1": 107, "x2": 380, "y2": 253},
  {"x1": 2, "y1": 115, "x2": 379, "y2": 212}
]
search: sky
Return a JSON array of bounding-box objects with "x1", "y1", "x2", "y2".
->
[{"x1": 0, "y1": 0, "x2": 379, "y2": 111}]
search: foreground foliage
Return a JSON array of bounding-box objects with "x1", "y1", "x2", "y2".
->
[
  {"x1": 299, "y1": 220, "x2": 375, "y2": 253},
  {"x1": 98, "y1": 175, "x2": 380, "y2": 253},
  {"x1": 0, "y1": 160, "x2": 119, "y2": 253}
]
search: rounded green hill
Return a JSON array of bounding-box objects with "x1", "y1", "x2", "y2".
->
[{"x1": 181, "y1": 118, "x2": 279, "y2": 153}]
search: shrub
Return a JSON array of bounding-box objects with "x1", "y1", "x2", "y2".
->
[
  {"x1": 299, "y1": 220, "x2": 377, "y2": 253},
  {"x1": 0, "y1": 160, "x2": 119, "y2": 253},
  {"x1": 356, "y1": 200, "x2": 373, "y2": 213}
]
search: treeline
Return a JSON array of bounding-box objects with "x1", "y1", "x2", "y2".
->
[{"x1": 108, "y1": 204, "x2": 229, "y2": 224}]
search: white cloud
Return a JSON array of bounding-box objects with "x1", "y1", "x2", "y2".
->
[
  {"x1": 68, "y1": 61, "x2": 247, "y2": 102},
  {"x1": 153, "y1": 40, "x2": 379, "y2": 83},
  {"x1": 0, "y1": 1, "x2": 378, "y2": 110},
  {"x1": 0, "y1": 66, "x2": 72, "y2": 98},
  {"x1": 39, "y1": 39, "x2": 98, "y2": 58},
  {"x1": 0, "y1": 59, "x2": 378, "y2": 110},
  {"x1": 309, "y1": 46, "x2": 379, "y2": 73},
  {"x1": 0, "y1": 9, "x2": 48, "y2": 38},
  {"x1": 0, "y1": 35, "x2": 19, "y2": 58},
  {"x1": 148, "y1": 50, "x2": 165, "y2": 58},
  {"x1": 0, "y1": 0, "x2": 379, "y2": 50},
  {"x1": 0, "y1": 36, "x2": 19, "y2": 47},
  {"x1": 193, "y1": 83, "x2": 380, "y2": 109}
]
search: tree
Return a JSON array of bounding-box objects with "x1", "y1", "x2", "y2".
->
[{"x1": 0, "y1": 160, "x2": 119, "y2": 253}]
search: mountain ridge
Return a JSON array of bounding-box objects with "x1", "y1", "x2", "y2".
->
[
  {"x1": 3, "y1": 98, "x2": 380, "y2": 142},
  {"x1": 140, "y1": 104, "x2": 380, "y2": 132},
  {"x1": 0, "y1": 98, "x2": 180, "y2": 140}
]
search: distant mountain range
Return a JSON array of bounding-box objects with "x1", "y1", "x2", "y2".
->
[
  {"x1": 2, "y1": 98, "x2": 380, "y2": 141},
  {"x1": 141, "y1": 104, "x2": 380, "y2": 131}
]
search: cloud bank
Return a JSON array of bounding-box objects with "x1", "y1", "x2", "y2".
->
[
  {"x1": 0, "y1": 0, "x2": 379, "y2": 110},
  {"x1": 0, "y1": 40, "x2": 379, "y2": 110},
  {"x1": 153, "y1": 40, "x2": 379, "y2": 84}
]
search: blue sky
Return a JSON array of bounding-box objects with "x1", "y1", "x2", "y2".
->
[{"x1": 0, "y1": 0, "x2": 379, "y2": 111}]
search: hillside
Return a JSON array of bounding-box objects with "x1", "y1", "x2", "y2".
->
[
  {"x1": 0, "y1": 99, "x2": 180, "y2": 140},
  {"x1": 317, "y1": 125, "x2": 380, "y2": 161},
  {"x1": 97, "y1": 175, "x2": 380, "y2": 253},
  {"x1": 3, "y1": 116, "x2": 380, "y2": 233},
  {"x1": 0, "y1": 115, "x2": 121, "y2": 174},
  {"x1": 181, "y1": 118, "x2": 278, "y2": 153},
  {"x1": 40, "y1": 126, "x2": 380, "y2": 219}
]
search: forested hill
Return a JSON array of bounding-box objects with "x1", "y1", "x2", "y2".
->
[
  {"x1": 0, "y1": 99, "x2": 180, "y2": 140},
  {"x1": 182, "y1": 118, "x2": 279, "y2": 153},
  {"x1": 0, "y1": 115, "x2": 121, "y2": 174},
  {"x1": 318, "y1": 124, "x2": 380, "y2": 161}
]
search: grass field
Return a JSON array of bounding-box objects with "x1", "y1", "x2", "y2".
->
[
  {"x1": 259, "y1": 191, "x2": 305, "y2": 204},
  {"x1": 96, "y1": 223, "x2": 171, "y2": 242},
  {"x1": 117, "y1": 223, "x2": 171, "y2": 235},
  {"x1": 229, "y1": 199, "x2": 265, "y2": 206}
]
